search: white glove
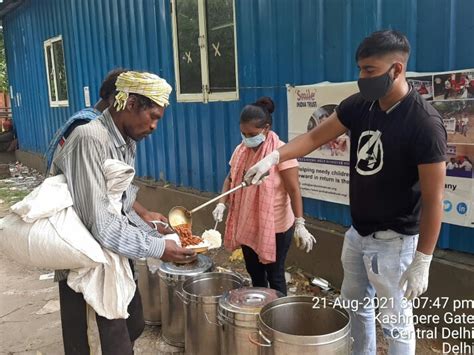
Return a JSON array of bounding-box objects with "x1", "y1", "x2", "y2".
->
[
  {"x1": 244, "y1": 150, "x2": 280, "y2": 185},
  {"x1": 294, "y1": 217, "x2": 316, "y2": 253},
  {"x1": 399, "y1": 251, "x2": 432, "y2": 300},
  {"x1": 212, "y1": 203, "x2": 226, "y2": 222}
]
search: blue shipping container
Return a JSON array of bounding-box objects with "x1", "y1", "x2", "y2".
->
[{"x1": 3, "y1": 0, "x2": 473, "y2": 252}]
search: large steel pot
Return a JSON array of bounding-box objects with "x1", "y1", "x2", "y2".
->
[
  {"x1": 136, "y1": 258, "x2": 161, "y2": 325},
  {"x1": 158, "y1": 255, "x2": 213, "y2": 347},
  {"x1": 179, "y1": 272, "x2": 244, "y2": 355},
  {"x1": 250, "y1": 296, "x2": 351, "y2": 354},
  {"x1": 218, "y1": 287, "x2": 283, "y2": 355}
]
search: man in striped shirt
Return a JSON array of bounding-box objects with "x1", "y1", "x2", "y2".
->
[
  {"x1": 52, "y1": 71, "x2": 194, "y2": 354},
  {"x1": 45, "y1": 68, "x2": 127, "y2": 173}
]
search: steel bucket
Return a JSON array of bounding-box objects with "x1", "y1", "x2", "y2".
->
[
  {"x1": 180, "y1": 272, "x2": 244, "y2": 355},
  {"x1": 136, "y1": 258, "x2": 161, "y2": 325},
  {"x1": 250, "y1": 296, "x2": 351, "y2": 354},
  {"x1": 158, "y1": 255, "x2": 213, "y2": 347},
  {"x1": 218, "y1": 287, "x2": 283, "y2": 355}
]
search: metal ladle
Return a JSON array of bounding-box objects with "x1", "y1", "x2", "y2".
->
[{"x1": 168, "y1": 172, "x2": 268, "y2": 228}]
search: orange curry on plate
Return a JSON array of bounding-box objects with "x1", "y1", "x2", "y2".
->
[{"x1": 174, "y1": 224, "x2": 203, "y2": 247}]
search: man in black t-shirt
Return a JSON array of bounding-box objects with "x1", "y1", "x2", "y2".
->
[{"x1": 244, "y1": 30, "x2": 446, "y2": 355}]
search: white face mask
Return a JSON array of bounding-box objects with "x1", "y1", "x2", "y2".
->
[{"x1": 241, "y1": 131, "x2": 266, "y2": 148}]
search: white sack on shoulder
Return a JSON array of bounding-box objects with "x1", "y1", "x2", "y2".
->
[
  {"x1": 0, "y1": 212, "x2": 106, "y2": 269},
  {"x1": 68, "y1": 159, "x2": 136, "y2": 319},
  {"x1": 0, "y1": 173, "x2": 106, "y2": 269},
  {"x1": 49, "y1": 207, "x2": 107, "y2": 264},
  {"x1": 103, "y1": 159, "x2": 135, "y2": 215},
  {"x1": 11, "y1": 175, "x2": 73, "y2": 223}
]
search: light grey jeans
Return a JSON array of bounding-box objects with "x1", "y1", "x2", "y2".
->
[{"x1": 340, "y1": 226, "x2": 418, "y2": 355}]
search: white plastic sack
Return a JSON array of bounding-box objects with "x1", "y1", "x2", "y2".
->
[
  {"x1": 11, "y1": 175, "x2": 73, "y2": 223},
  {"x1": 103, "y1": 159, "x2": 135, "y2": 215},
  {"x1": 0, "y1": 174, "x2": 106, "y2": 269},
  {"x1": 67, "y1": 159, "x2": 136, "y2": 319},
  {"x1": 0, "y1": 210, "x2": 106, "y2": 269},
  {"x1": 68, "y1": 250, "x2": 135, "y2": 319}
]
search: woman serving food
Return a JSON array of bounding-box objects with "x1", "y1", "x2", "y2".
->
[{"x1": 212, "y1": 97, "x2": 316, "y2": 295}]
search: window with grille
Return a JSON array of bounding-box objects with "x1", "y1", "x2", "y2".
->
[
  {"x1": 44, "y1": 36, "x2": 68, "y2": 107},
  {"x1": 171, "y1": 0, "x2": 239, "y2": 102}
]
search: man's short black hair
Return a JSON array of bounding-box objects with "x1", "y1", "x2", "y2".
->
[
  {"x1": 99, "y1": 68, "x2": 127, "y2": 101},
  {"x1": 130, "y1": 93, "x2": 158, "y2": 110},
  {"x1": 356, "y1": 30, "x2": 410, "y2": 62}
]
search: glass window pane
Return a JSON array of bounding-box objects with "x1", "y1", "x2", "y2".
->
[
  {"x1": 206, "y1": 0, "x2": 236, "y2": 93},
  {"x1": 46, "y1": 45, "x2": 57, "y2": 102},
  {"x1": 176, "y1": 0, "x2": 202, "y2": 94},
  {"x1": 52, "y1": 40, "x2": 68, "y2": 101}
]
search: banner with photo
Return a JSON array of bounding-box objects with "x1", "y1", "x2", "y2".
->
[
  {"x1": 287, "y1": 68, "x2": 473, "y2": 227},
  {"x1": 287, "y1": 82, "x2": 358, "y2": 205},
  {"x1": 414, "y1": 69, "x2": 474, "y2": 228}
]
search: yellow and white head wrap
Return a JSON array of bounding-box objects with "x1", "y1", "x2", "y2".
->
[{"x1": 114, "y1": 71, "x2": 172, "y2": 111}]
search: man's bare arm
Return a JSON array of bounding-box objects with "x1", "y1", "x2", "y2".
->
[{"x1": 417, "y1": 162, "x2": 445, "y2": 254}]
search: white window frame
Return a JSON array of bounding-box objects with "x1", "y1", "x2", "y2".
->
[
  {"x1": 44, "y1": 35, "x2": 69, "y2": 107},
  {"x1": 171, "y1": 0, "x2": 239, "y2": 103}
]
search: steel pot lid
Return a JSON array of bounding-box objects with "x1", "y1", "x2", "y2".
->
[
  {"x1": 158, "y1": 254, "x2": 213, "y2": 278},
  {"x1": 219, "y1": 287, "x2": 283, "y2": 318}
]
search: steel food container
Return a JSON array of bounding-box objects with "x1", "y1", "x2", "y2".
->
[
  {"x1": 250, "y1": 296, "x2": 351, "y2": 354},
  {"x1": 180, "y1": 272, "x2": 244, "y2": 355},
  {"x1": 158, "y1": 254, "x2": 213, "y2": 347},
  {"x1": 136, "y1": 258, "x2": 161, "y2": 325},
  {"x1": 218, "y1": 287, "x2": 283, "y2": 355}
]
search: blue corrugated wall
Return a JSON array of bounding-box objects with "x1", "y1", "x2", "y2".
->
[{"x1": 3, "y1": 0, "x2": 474, "y2": 252}]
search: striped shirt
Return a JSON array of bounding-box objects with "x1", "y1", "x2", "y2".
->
[
  {"x1": 52, "y1": 109, "x2": 165, "y2": 281},
  {"x1": 45, "y1": 107, "x2": 101, "y2": 173}
]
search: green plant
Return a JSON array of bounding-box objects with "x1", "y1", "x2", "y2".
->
[{"x1": 0, "y1": 29, "x2": 9, "y2": 92}]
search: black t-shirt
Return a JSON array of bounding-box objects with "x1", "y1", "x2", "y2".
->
[{"x1": 336, "y1": 88, "x2": 447, "y2": 236}]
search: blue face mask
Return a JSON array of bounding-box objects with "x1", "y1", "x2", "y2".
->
[{"x1": 241, "y1": 131, "x2": 266, "y2": 148}]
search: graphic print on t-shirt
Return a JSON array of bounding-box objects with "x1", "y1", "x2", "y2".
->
[{"x1": 356, "y1": 130, "x2": 384, "y2": 176}]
